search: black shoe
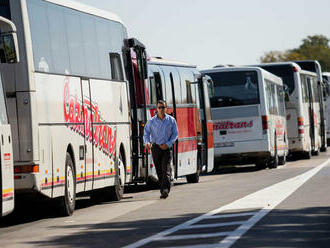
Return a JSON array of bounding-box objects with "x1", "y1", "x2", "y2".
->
[{"x1": 160, "y1": 189, "x2": 169, "y2": 199}]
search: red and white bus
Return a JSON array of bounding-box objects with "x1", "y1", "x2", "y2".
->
[
  {"x1": 0, "y1": 0, "x2": 147, "y2": 216},
  {"x1": 127, "y1": 56, "x2": 214, "y2": 185}
]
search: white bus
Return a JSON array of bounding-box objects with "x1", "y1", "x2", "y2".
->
[
  {"x1": 0, "y1": 16, "x2": 19, "y2": 217},
  {"x1": 322, "y1": 72, "x2": 330, "y2": 144},
  {"x1": 202, "y1": 67, "x2": 288, "y2": 169},
  {"x1": 0, "y1": 0, "x2": 146, "y2": 216},
  {"x1": 254, "y1": 62, "x2": 322, "y2": 158},
  {"x1": 128, "y1": 57, "x2": 214, "y2": 185},
  {"x1": 294, "y1": 60, "x2": 327, "y2": 152}
]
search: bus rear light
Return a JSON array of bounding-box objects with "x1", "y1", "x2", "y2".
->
[
  {"x1": 14, "y1": 175, "x2": 22, "y2": 180},
  {"x1": 262, "y1": 115, "x2": 268, "y2": 130},
  {"x1": 297, "y1": 117, "x2": 304, "y2": 135},
  {"x1": 14, "y1": 164, "x2": 39, "y2": 174}
]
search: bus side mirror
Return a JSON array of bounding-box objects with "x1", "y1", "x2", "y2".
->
[{"x1": 0, "y1": 33, "x2": 19, "y2": 64}]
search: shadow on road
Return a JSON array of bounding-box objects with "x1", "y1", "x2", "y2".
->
[{"x1": 21, "y1": 206, "x2": 330, "y2": 248}]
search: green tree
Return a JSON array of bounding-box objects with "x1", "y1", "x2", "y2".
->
[{"x1": 260, "y1": 35, "x2": 330, "y2": 71}]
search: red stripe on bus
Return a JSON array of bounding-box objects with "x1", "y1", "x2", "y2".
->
[{"x1": 2, "y1": 192, "x2": 14, "y2": 198}]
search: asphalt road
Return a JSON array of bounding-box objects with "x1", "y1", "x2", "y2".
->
[{"x1": 1, "y1": 152, "x2": 330, "y2": 248}]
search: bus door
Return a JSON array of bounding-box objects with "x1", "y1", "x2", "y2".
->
[
  {"x1": 198, "y1": 75, "x2": 214, "y2": 173},
  {"x1": 169, "y1": 71, "x2": 179, "y2": 179},
  {"x1": 0, "y1": 76, "x2": 14, "y2": 217},
  {"x1": 81, "y1": 78, "x2": 93, "y2": 191},
  {"x1": 307, "y1": 77, "x2": 316, "y2": 151},
  {"x1": 123, "y1": 38, "x2": 148, "y2": 182}
]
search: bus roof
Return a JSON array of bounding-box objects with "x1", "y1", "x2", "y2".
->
[
  {"x1": 148, "y1": 57, "x2": 197, "y2": 68},
  {"x1": 44, "y1": 0, "x2": 124, "y2": 25},
  {"x1": 300, "y1": 69, "x2": 318, "y2": 77},
  {"x1": 202, "y1": 66, "x2": 283, "y2": 86},
  {"x1": 248, "y1": 62, "x2": 302, "y2": 72}
]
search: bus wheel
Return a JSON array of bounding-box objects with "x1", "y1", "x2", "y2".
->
[
  {"x1": 255, "y1": 160, "x2": 267, "y2": 170},
  {"x1": 278, "y1": 154, "x2": 286, "y2": 165},
  {"x1": 186, "y1": 156, "x2": 201, "y2": 183},
  {"x1": 109, "y1": 154, "x2": 125, "y2": 201},
  {"x1": 312, "y1": 147, "x2": 319, "y2": 156},
  {"x1": 302, "y1": 150, "x2": 311, "y2": 159},
  {"x1": 320, "y1": 146, "x2": 327, "y2": 152},
  {"x1": 146, "y1": 177, "x2": 159, "y2": 189},
  {"x1": 59, "y1": 153, "x2": 76, "y2": 216}
]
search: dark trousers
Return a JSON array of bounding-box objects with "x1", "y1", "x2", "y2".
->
[{"x1": 151, "y1": 145, "x2": 172, "y2": 193}]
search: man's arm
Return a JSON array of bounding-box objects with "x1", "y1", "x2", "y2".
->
[
  {"x1": 165, "y1": 118, "x2": 178, "y2": 148},
  {"x1": 143, "y1": 121, "x2": 151, "y2": 145}
]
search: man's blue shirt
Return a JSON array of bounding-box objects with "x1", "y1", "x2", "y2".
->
[{"x1": 143, "y1": 114, "x2": 178, "y2": 148}]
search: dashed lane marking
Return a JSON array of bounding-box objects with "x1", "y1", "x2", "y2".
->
[{"x1": 123, "y1": 158, "x2": 330, "y2": 248}]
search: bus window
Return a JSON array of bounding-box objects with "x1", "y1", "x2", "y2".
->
[
  {"x1": 149, "y1": 72, "x2": 163, "y2": 104},
  {"x1": 207, "y1": 71, "x2": 259, "y2": 108},
  {"x1": 110, "y1": 53, "x2": 124, "y2": 81},
  {"x1": 277, "y1": 85, "x2": 285, "y2": 116},
  {"x1": 312, "y1": 77, "x2": 319, "y2": 103},
  {"x1": 186, "y1": 80, "x2": 193, "y2": 104}
]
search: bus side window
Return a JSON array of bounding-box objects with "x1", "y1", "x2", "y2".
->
[
  {"x1": 109, "y1": 53, "x2": 124, "y2": 81},
  {"x1": 149, "y1": 72, "x2": 163, "y2": 104},
  {"x1": 186, "y1": 80, "x2": 193, "y2": 104}
]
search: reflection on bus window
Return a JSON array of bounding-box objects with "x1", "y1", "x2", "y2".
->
[{"x1": 207, "y1": 71, "x2": 260, "y2": 108}]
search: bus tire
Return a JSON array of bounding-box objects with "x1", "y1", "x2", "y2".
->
[
  {"x1": 255, "y1": 161, "x2": 267, "y2": 170},
  {"x1": 109, "y1": 154, "x2": 125, "y2": 201},
  {"x1": 146, "y1": 177, "x2": 159, "y2": 189},
  {"x1": 302, "y1": 150, "x2": 311, "y2": 159},
  {"x1": 312, "y1": 147, "x2": 319, "y2": 156},
  {"x1": 278, "y1": 154, "x2": 286, "y2": 165},
  {"x1": 186, "y1": 157, "x2": 201, "y2": 183},
  {"x1": 59, "y1": 152, "x2": 76, "y2": 216},
  {"x1": 186, "y1": 171, "x2": 200, "y2": 183},
  {"x1": 320, "y1": 146, "x2": 327, "y2": 152}
]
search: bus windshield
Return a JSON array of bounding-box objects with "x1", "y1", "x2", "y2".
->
[
  {"x1": 259, "y1": 65, "x2": 295, "y2": 94},
  {"x1": 207, "y1": 70, "x2": 260, "y2": 108}
]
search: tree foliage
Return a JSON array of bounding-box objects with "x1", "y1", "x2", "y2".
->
[{"x1": 260, "y1": 35, "x2": 330, "y2": 71}]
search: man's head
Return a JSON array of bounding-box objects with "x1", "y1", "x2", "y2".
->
[{"x1": 157, "y1": 100, "x2": 167, "y2": 117}]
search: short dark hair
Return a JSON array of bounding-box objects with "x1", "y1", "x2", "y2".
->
[{"x1": 157, "y1": 100, "x2": 167, "y2": 107}]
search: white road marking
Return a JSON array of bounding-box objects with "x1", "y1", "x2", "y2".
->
[
  {"x1": 124, "y1": 158, "x2": 330, "y2": 248},
  {"x1": 204, "y1": 212, "x2": 259, "y2": 219},
  {"x1": 182, "y1": 221, "x2": 244, "y2": 229}
]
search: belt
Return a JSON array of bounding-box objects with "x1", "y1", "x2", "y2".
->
[{"x1": 152, "y1": 143, "x2": 170, "y2": 150}]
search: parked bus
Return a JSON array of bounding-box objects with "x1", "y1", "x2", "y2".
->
[
  {"x1": 323, "y1": 72, "x2": 330, "y2": 144},
  {"x1": 0, "y1": 16, "x2": 19, "y2": 217},
  {"x1": 127, "y1": 56, "x2": 214, "y2": 185},
  {"x1": 202, "y1": 67, "x2": 288, "y2": 169},
  {"x1": 253, "y1": 62, "x2": 322, "y2": 158},
  {"x1": 294, "y1": 60, "x2": 327, "y2": 152},
  {"x1": 0, "y1": 0, "x2": 148, "y2": 216}
]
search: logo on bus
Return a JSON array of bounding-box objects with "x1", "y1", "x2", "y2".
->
[
  {"x1": 213, "y1": 120, "x2": 253, "y2": 130},
  {"x1": 63, "y1": 77, "x2": 117, "y2": 158},
  {"x1": 4, "y1": 153, "x2": 10, "y2": 161}
]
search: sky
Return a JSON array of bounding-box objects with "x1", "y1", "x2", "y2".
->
[{"x1": 77, "y1": 0, "x2": 330, "y2": 69}]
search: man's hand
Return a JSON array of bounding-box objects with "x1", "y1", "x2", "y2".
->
[
  {"x1": 145, "y1": 143, "x2": 152, "y2": 151},
  {"x1": 160, "y1": 144, "x2": 169, "y2": 150}
]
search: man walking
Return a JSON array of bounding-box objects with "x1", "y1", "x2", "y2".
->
[{"x1": 143, "y1": 100, "x2": 178, "y2": 199}]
